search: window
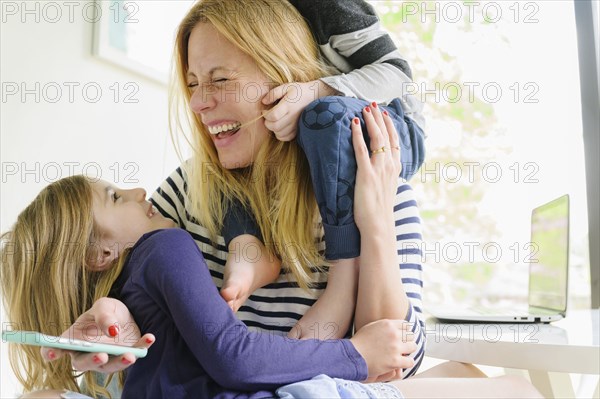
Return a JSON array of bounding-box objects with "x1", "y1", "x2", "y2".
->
[{"x1": 373, "y1": 0, "x2": 591, "y2": 309}]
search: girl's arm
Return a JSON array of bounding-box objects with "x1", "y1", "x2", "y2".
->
[{"x1": 134, "y1": 229, "x2": 413, "y2": 391}]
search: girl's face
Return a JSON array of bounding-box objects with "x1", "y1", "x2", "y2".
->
[
  {"x1": 186, "y1": 22, "x2": 272, "y2": 169},
  {"x1": 91, "y1": 181, "x2": 176, "y2": 265}
]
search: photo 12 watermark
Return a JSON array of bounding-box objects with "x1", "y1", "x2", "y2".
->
[
  {"x1": 399, "y1": 240, "x2": 540, "y2": 265},
  {"x1": 417, "y1": 161, "x2": 540, "y2": 184},
  {"x1": 1, "y1": 161, "x2": 141, "y2": 184},
  {"x1": 1, "y1": 1, "x2": 139, "y2": 24},
  {"x1": 403, "y1": 81, "x2": 540, "y2": 105},
  {"x1": 2, "y1": 82, "x2": 140, "y2": 104},
  {"x1": 376, "y1": 1, "x2": 540, "y2": 24},
  {"x1": 425, "y1": 322, "x2": 540, "y2": 344}
]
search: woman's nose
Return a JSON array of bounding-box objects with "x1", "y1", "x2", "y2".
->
[{"x1": 189, "y1": 84, "x2": 217, "y2": 114}]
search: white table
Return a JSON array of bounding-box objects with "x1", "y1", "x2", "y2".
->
[{"x1": 425, "y1": 309, "x2": 599, "y2": 398}]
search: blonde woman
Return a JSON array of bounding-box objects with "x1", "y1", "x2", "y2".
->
[
  {"x1": 166, "y1": 0, "x2": 426, "y2": 357},
  {"x1": 56, "y1": 0, "x2": 421, "y2": 384}
]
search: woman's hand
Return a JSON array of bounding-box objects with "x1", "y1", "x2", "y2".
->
[
  {"x1": 349, "y1": 319, "x2": 416, "y2": 381},
  {"x1": 41, "y1": 297, "x2": 154, "y2": 373},
  {"x1": 352, "y1": 103, "x2": 402, "y2": 234},
  {"x1": 262, "y1": 80, "x2": 337, "y2": 141}
]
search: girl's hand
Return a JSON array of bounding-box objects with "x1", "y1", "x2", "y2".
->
[
  {"x1": 41, "y1": 297, "x2": 155, "y2": 373},
  {"x1": 262, "y1": 80, "x2": 337, "y2": 141},
  {"x1": 352, "y1": 103, "x2": 402, "y2": 234},
  {"x1": 349, "y1": 319, "x2": 416, "y2": 381}
]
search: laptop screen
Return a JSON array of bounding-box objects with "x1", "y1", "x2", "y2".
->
[{"x1": 528, "y1": 195, "x2": 569, "y2": 313}]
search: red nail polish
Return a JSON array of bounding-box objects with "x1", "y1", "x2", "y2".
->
[
  {"x1": 48, "y1": 350, "x2": 56, "y2": 360},
  {"x1": 364, "y1": 107, "x2": 371, "y2": 113},
  {"x1": 145, "y1": 337, "x2": 154, "y2": 344},
  {"x1": 121, "y1": 357, "x2": 132, "y2": 365},
  {"x1": 353, "y1": 118, "x2": 360, "y2": 125},
  {"x1": 93, "y1": 355, "x2": 102, "y2": 364},
  {"x1": 108, "y1": 324, "x2": 119, "y2": 337},
  {"x1": 383, "y1": 110, "x2": 389, "y2": 116},
  {"x1": 371, "y1": 101, "x2": 378, "y2": 108}
]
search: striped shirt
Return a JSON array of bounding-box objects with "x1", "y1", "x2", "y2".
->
[
  {"x1": 290, "y1": 0, "x2": 426, "y2": 129},
  {"x1": 150, "y1": 165, "x2": 426, "y2": 378}
]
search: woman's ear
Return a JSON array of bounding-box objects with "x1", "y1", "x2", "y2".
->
[{"x1": 87, "y1": 242, "x2": 118, "y2": 271}]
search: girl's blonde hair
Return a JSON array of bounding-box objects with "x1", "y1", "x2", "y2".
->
[
  {"x1": 0, "y1": 176, "x2": 124, "y2": 397},
  {"x1": 170, "y1": 0, "x2": 332, "y2": 288}
]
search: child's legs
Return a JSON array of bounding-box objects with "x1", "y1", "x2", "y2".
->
[
  {"x1": 221, "y1": 200, "x2": 281, "y2": 311},
  {"x1": 413, "y1": 361, "x2": 487, "y2": 378},
  {"x1": 297, "y1": 96, "x2": 409, "y2": 261},
  {"x1": 291, "y1": 97, "x2": 409, "y2": 339}
]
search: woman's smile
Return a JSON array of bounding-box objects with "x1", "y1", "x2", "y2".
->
[{"x1": 187, "y1": 22, "x2": 271, "y2": 169}]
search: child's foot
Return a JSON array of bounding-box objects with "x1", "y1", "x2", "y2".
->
[
  {"x1": 220, "y1": 269, "x2": 255, "y2": 312},
  {"x1": 221, "y1": 234, "x2": 282, "y2": 312}
]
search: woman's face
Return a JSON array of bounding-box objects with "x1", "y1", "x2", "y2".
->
[{"x1": 186, "y1": 22, "x2": 272, "y2": 169}]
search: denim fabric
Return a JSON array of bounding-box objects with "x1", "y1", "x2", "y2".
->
[
  {"x1": 276, "y1": 374, "x2": 404, "y2": 399},
  {"x1": 297, "y1": 97, "x2": 425, "y2": 260}
]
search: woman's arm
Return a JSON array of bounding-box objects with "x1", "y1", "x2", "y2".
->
[{"x1": 351, "y1": 105, "x2": 426, "y2": 377}]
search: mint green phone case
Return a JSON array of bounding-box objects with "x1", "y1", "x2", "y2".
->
[{"x1": 2, "y1": 330, "x2": 147, "y2": 358}]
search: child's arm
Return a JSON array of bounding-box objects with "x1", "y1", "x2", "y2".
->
[
  {"x1": 296, "y1": 0, "x2": 420, "y2": 112},
  {"x1": 140, "y1": 230, "x2": 415, "y2": 390},
  {"x1": 264, "y1": 0, "x2": 425, "y2": 140}
]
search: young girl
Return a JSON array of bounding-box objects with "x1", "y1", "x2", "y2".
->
[{"x1": 1, "y1": 110, "x2": 417, "y2": 398}]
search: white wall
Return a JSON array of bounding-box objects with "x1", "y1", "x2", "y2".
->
[{"x1": 1, "y1": 4, "x2": 181, "y2": 397}]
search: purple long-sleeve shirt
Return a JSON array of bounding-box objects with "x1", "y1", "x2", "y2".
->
[{"x1": 113, "y1": 229, "x2": 367, "y2": 398}]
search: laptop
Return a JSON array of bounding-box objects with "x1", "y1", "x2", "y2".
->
[{"x1": 429, "y1": 194, "x2": 569, "y2": 323}]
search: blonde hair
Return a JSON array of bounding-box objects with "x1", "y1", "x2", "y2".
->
[
  {"x1": 0, "y1": 176, "x2": 124, "y2": 397},
  {"x1": 170, "y1": 0, "x2": 332, "y2": 288}
]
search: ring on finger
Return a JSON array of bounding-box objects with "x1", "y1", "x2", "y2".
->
[{"x1": 371, "y1": 146, "x2": 387, "y2": 155}]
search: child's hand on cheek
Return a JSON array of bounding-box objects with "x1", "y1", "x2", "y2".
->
[{"x1": 262, "y1": 80, "x2": 338, "y2": 141}]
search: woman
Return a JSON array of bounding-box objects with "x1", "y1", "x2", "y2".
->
[
  {"x1": 163, "y1": 0, "x2": 425, "y2": 360},
  {"x1": 46, "y1": 0, "x2": 409, "y2": 381},
  {"x1": 16, "y1": 1, "x2": 542, "y2": 397}
]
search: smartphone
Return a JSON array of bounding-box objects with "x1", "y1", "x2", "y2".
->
[{"x1": 2, "y1": 330, "x2": 147, "y2": 358}]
